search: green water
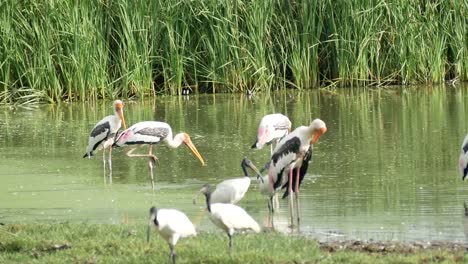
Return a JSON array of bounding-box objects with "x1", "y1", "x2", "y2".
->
[{"x1": 1, "y1": 86, "x2": 468, "y2": 243}]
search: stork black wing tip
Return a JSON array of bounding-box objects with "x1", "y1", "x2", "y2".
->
[{"x1": 251, "y1": 141, "x2": 257, "y2": 149}]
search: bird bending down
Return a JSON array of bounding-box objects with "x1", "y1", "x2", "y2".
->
[
  {"x1": 197, "y1": 184, "x2": 261, "y2": 255},
  {"x1": 251, "y1": 113, "x2": 292, "y2": 155},
  {"x1": 193, "y1": 158, "x2": 262, "y2": 204},
  {"x1": 83, "y1": 100, "x2": 126, "y2": 175},
  {"x1": 147, "y1": 206, "x2": 196, "y2": 264},
  {"x1": 114, "y1": 121, "x2": 205, "y2": 190},
  {"x1": 459, "y1": 134, "x2": 468, "y2": 181},
  {"x1": 267, "y1": 119, "x2": 326, "y2": 227}
]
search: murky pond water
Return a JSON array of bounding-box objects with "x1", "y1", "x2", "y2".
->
[{"x1": 1, "y1": 85, "x2": 468, "y2": 243}]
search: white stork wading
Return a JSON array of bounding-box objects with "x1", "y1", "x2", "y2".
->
[
  {"x1": 267, "y1": 118, "x2": 326, "y2": 227},
  {"x1": 193, "y1": 158, "x2": 262, "y2": 205},
  {"x1": 196, "y1": 184, "x2": 261, "y2": 255},
  {"x1": 113, "y1": 121, "x2": 205, "y2": 189},
  {"x1": 251, "y1": 113, "x2": 292, "y2": 155},
  {"x1": 459, "y1": 134, "x2": 468, "y2": 181},
  {"x1": 147, "y1": 206, "x2": 197, "y2": 264},
  {"x1": 83, "y1": 100, "x2": 127, "y2": 175}
]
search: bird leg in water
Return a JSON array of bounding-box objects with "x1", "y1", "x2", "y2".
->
[
  {"x1": 267, "y1": 196, "x2": 275, "y2": 228},
  {"x1": 267, "y1": 196, "x2": 273, "y2": 214},
  {"x1": 126, "y1": 146, "x2": 159, "y2": 190},
  {"x1": 148, "y1": 145, "x2": 155, "y2": 190},
  {"x1": 288, "y1": 168, "x2": 294, "y2": 228},
  {"x1": 294, "y1": 168, "x2": 300, "y2": 225},
  {"x1": 108, "y1": 146, "x2": 113, "y2": 175},
  {"x1": 102, "y1": 147, "x2": 107, "y2": 175},
  {"x1": 273, "y1": 193, "x2": 280, "y2": 211}
]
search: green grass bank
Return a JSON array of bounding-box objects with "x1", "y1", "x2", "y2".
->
[
  {"x1": 0, "y1": 0, "x2": 466, "y2": 103},
  {"x1": 0, "y1": 223, "x2": 466, "y2": 263}
]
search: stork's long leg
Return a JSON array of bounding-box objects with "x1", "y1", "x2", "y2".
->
[
  {"x1": 294, "y1": 168, "x2": 300, "y2": 225},
  {"x1": 148, "y1": 145, "x2": 155, "y2": 190},
  {"x1": 267, "y1": 195, "x2": 275, "y2": 228},
  {"x1": 108, "y1": 145, "x2": 113, "y2": 175},
  {"x1": 102, "y1": 147, "x2": 107, "y2": 175},
  {"x1": 288, "y1": 168, "x2": 294, "y2": 227},
  {"x1": 126, "y1": 146, "x2": 158, "y2": 190},
  {"x1": 273, "y1": 193, "x2": 280, "y2": 211}
]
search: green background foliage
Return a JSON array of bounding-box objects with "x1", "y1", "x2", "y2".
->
[{"x1": 0, "y1": 0, "x2": 466, "y2": 103}]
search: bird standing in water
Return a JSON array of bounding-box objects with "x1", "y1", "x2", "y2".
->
[
  {"x1": 267, "y1": 119, "x2": 326, "y2": 227},
  {"x1": 83, "y1": 100, "x2": 126, "y2": 176},
  {"x1": 113, "y1": 121, "x2": 205, "y2": 190}
]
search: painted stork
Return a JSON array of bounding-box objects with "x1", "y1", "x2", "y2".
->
[
  {"x1": 83, "y1": 100, "x2": 126, "y2": 174},
  {"x1": 267, "y1": 118, "x2": 326, "y2": 226},
  {"x1": 113, "y1": 121, "x2": 205, "y2": 189},
  {"x1": 459, "y1": 134, "x2": 468, "y2": 180},
  {"x1": 196, "y1": 184, "x2": 261, "y2": 255},
  {"x1": 193, "y1": 158, "x2": 262, "y2": 204},
  {"x1": 147, "y1": 206, "x2": 196, "y2": 264},
  {"x1": 280, "y1": 147, "x2": 312, "y2": 199},
  {"x1": 251, "y1": 113, "x2": 292, "y2": 154}
]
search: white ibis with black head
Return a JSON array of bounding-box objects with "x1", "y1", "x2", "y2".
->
[
  {"x1": 267, "y1": 118, "x2": 326, "y2": 226},
  {"x1": 459, "y1": 134, "x2": 468, "y2": 181},
  {"x1": 196, "y1": 184, "x2": 261, "y2": 255},
  {"x1": 113, "y1": 121, "x2": 205, "y2": 189},
  {"x1": 193, "y1": 158, "x2": 262, "y2": 205},
  {"x1": 147, "y1": 206, "x2": 196, "y2": 264},
  {"x1": 83, "y1": 100, "x2": 126, "y2": 174},
  {"x1": 251, "y1": 113, "x2": 292, "y2": 154}
]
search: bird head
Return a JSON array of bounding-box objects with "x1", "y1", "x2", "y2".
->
[
  {"x1": 181, "y1": 133, "x2": 205, "y2": 166},
  {"x1": 147, "y1": 206, "x2": 158, "y2": 243},
  {"x1": 241, "y1": 158, "x2": 263, "y2": 179},
  {"x1": 114, "y1": 100, "x2": 127, "y2": 129},
  {"x1": 310, "y1": 119, "x2": 327, "y2": 144},
  {"x1": 192, "y1": 184, "x2": 212, "y2": 204}
]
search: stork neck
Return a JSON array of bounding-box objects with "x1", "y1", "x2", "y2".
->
[
  {"x1": 241, "y1": 163, "x2": 250, "y2": 177},
  {"x1": 166, "y1": 133, "x2": 184, "y2": 148},
  {"x1": 204, "y1": 192, "x2": 212, "y2": 213}
]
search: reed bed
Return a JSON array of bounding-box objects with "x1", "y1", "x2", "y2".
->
[{"x1": 0, "y1": 0, "x2": 466, "y2": 103}]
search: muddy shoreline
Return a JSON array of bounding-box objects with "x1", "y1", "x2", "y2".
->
[{"x1": 318, "y1": 239, "x2": 467, "y2": 254}]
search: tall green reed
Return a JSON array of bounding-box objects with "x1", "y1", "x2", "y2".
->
[{"x1": 0, "y1": 0, "x2": 465, "y2": 104}]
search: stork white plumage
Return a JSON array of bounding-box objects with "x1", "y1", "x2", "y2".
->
[
  {"x1": 83, "y1": 100, "x2": 126, "y2": 175},
  {"x1": 193, "y1": 158, "x2": 262, "y2": 204},
  {"x1": 113, "y1": 121, "x2": 205, "y2": 189},
  {"x1": 459, "y1": 134, "x2": 468, "y2": 181},
  {"x1": 267, "y1": 119, "x2": 326, "y2": 226},
  {"x1": 251, "y1": 113, "x2": 291, "y2": 154},
  {"x1": 147, "y1": 206, "x2": 196, "y2": 264},
  {"x1": 197, "y1": 184, "x2": 261, "y2": 255}
]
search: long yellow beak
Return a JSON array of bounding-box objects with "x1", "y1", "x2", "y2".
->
[
  {"x1": 185, "y1": 138, "x2": 205, "y2": 166},
  {"x1": 118, "y1": 110, "x2": 127, "y2": 130},
  {"x1": 311, "y1": 127, "x2": 327, "y2": 144}
]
